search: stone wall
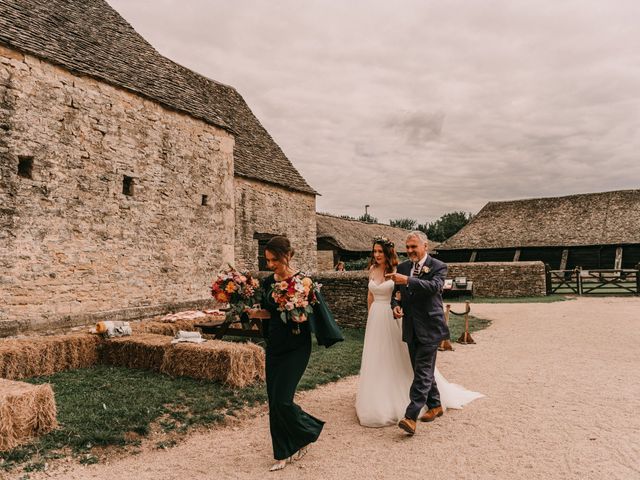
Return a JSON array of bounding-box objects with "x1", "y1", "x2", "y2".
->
[
  {"x1": 0, "y1": 45, "x2": 235, "y2": 335},
  {"x1": 447, "y1": 261, "x2": 546, "y2": 297},
  {"x1": 234, "y1": 177, "x2": 316, "y2": 272},
  {"x1": 314, "y1": 261, "x2": 547, "y2": 328},
  {"x1": 317, "y1": 250, "x2": 334, "y2": 272},
  {"x1": 314, "y1": 272, "x2": 370, "y2": 328}
]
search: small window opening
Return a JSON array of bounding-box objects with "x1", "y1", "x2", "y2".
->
[
  {"x1": 201, "y1": 194, "x2": 209, "y2": 206},
  {"x1": 123, "y1": 175, "x2": 134, "y2": 196},
  {"x1": 18, "y1": 156, "x2": 33, "y2": 179}
]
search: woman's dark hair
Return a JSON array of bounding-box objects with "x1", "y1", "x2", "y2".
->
[
  {"x1": 368, "y1": 240, "x2": 398, "y2": 274},
  {"x1": 265, "y1": 236, "x2": 295, "y2": 263}
]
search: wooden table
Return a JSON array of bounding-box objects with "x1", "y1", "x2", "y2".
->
[{"x1": 195, "y1": 318, "x2": 265, "y2": 340}]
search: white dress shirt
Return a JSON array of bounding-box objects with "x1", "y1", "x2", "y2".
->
[{"x1": 411, "y1": 253, "x2": 429, "y2": 277}]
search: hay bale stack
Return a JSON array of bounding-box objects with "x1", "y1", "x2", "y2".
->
[
  {"x1": 0, "y1": 379, "x2": 58, "y2": 451},
  {"x1": 98, "y1": 334, "x2": 170, "y2": 371},
  {"x1": 0, "y1": 334, "x2": 100, "y2": 380},
  {"x1": 131, "y1": 319, "x2": 202, "y2": 336},
  {"x1": 161, "y1": 340, "x2": 265, "y2": 388}
]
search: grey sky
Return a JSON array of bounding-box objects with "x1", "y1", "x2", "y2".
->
[{"x1": 109, "y1": 0, "x2": 640, "y2": 224}]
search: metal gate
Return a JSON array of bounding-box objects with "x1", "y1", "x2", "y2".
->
[{"x1": 546, "y1": 266, "x2": 640, "y2": 295}]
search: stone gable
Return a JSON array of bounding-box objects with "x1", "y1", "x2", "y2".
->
[
  {"x1": 0, "y1": 45, "x2": 235, "y2": 334},
  {"x1": 234, "y1": 177, "x2": 316, "y2": 273}
]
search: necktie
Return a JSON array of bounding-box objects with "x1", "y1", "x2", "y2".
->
[{"x1": 412, "y1": 262, "x2": 421, "y2": 277}]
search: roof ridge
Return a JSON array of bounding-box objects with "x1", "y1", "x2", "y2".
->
[
  {"x1": 488, "y1": 188, "x2": 640, "y2": 205},
  {"x1": 316, "y1": 212, "x2": 410, "y2": 229},
  {"x1": 0, "y1": 0, "x2": 317, "y2": 195}
]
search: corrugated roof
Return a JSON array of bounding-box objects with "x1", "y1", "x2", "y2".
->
[
  {"x1": 439, "y1": 189, "x2": 640, "y2": 250},
  {"x1": 0, "y1": 0, "x2": 317, "y2": 194}
]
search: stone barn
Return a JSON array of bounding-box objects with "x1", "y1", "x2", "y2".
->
[
  {"x1": 316, "y1": 213, "x2": 439, "y2": 270},
  {"x1": 0, "y1": 0, "x2": 317, "y2": 335},
  {"x1": 436, "y1": 189, "x2": 640, "y2": 271}
]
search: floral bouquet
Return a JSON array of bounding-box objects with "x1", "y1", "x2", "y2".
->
[
  {"x1": 211, "y1": 265, "x2": 262, "y2": 325},
  {"x1": 270, "y1": 273, "x2": 321, "y2": 334}
]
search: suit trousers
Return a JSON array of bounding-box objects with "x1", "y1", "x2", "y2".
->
[{"x1": 405, "y1": 341, "x2": 441, "y2": 420}]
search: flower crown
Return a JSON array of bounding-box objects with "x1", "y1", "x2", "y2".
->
[{"x1": 372, "y1": 235, "x2": 394, "y2": 248}]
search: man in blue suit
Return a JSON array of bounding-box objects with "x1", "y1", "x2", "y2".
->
[{"x1": 386, "y1": 231, "x2": 450, "y2": 435}]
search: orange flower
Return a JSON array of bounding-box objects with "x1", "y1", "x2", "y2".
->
[
  {"x1": 225, "y1": 282, "x2": 237, "y2": 293},
  {"x1": 215, "y1": 292, "x2": 229, "y2": 303}
]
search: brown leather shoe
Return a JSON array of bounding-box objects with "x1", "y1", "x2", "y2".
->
[
  {"x1": 398, "y1": 417, "x2": 416, "y2": 435},
  {"x1": 419, "y1": 406, "x2": 444, "y2": 422}
]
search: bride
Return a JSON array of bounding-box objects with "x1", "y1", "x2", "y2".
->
[{"x1": 355, "y1": 236, "x2": 483, "y2": 427}]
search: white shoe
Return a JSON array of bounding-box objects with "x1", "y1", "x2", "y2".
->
[
  {"x1": 269, "y1": 459, "x2": 289, "y2": 472},
  {"x1": 294, "y1": 446, "x2": 309, "y2": 461}
]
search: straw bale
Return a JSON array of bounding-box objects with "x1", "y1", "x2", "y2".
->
[
  {"x1": 161, "y1": 340, "x2": 265, "y2": 388},
  {"x1": 0, "y1": 334, "x2": 100, "y2": 380},
  {"x1": 98, "y1": 334, "x2": 170, "y2": 371},
  {"x1": 131, "y1": 319, "x2": 201, "y2": 336},
  {"x1": 0, "y1": 379, "x2": 58, "y2": 451}
]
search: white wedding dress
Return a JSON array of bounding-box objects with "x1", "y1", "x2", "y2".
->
[{"x1": 356, "y1": 279, "x2": 484, "y2": 427}]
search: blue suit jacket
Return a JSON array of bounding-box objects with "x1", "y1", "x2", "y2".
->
[{"x1": 391, "y1": 256, "x2": 450, "y2": 346}]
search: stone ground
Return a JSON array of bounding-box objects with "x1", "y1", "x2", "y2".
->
[{"x1": 11, "y1": 297, "x2": 640, "y2": 480}]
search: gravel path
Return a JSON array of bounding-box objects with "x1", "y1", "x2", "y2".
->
[{"x1": 15, "y1": 297, "x2": 640, "y2": 480}]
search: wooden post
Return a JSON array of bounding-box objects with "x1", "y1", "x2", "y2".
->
[
  {"x1": 559, "y1": 248, "x2": 569, "y2": 271},
  {"x1": 439, "y1": 304, "x2": 454, "y2": 351},
  {"x1": 545, "y1": 263, "x2": 552, "y2": 295},
  {"x1": 577, "y1": 267, "x2": 583, "y2": 295},
  {"x1": 457, "y1": 301, "x2": 475, "y2": 344},
  {"x1": 614, "y1": 247, "x2": 623, "y2": 271}
]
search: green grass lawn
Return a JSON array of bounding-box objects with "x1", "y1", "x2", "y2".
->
[
  {"x1": 446, "y1": 294, "x2": 573, "y2": 303},
  {"x1": 1, "y1": 314, "x2": 489, "y2": 473}
]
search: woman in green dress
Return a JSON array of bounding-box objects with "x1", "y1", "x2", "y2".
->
[{"x1": 252, "y1": 236, "x2": 325, "y2": 472}]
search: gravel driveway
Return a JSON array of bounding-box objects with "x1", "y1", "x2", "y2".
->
[{"x1": 15, "y1": 297, "x2": 640, "y2": 480}]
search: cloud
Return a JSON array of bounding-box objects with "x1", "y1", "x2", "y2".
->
[{"x1": 109, "y1": 0, "x2": 640, "y2": 223}]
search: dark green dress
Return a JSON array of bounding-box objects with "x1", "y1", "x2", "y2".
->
[{"x1": 261, "y1": 273, "x2": 325, "y2": 460}]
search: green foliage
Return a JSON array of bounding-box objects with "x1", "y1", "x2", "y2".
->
[
  {"x1": 389, "y1": 218, "x2": 417, "y2": 230},
  {"x1": 344, "y1": 255, "x2": 408, "y2": 272},
  {"x1": 418, "y1": 211, "x2": 473, "y2": 242},
  {"x1": 344, "y1": 258, "x2": 371, "y2": 271},
  {"x1": 357, "y1": 213, "x2": 378, "y2": 223},
  {"x1": 464, "y1": 295, "x2": 572, "y2": 303}
]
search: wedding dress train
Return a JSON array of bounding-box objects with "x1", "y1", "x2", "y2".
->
[{"x1": 356, "y1": 279, "x2": 483, "y2": 427}]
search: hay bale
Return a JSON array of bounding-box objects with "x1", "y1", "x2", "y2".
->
[
  {"x1": 0, "y1": 334, "x2": 100, "y2": 380},
  {"x1": 131, "y1": 319, "x2": 201, "y2": 336},
  {"x1": 161, "y1": 340, "x2": 265, "y2": 388},
  {"x1": 0, "y1": 379, "x2": 58, "y2": 451},
  {"x1": 98, "y1": 334, "x2": 170, "y2": 371}
]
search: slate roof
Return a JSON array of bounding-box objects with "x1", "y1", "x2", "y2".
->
[
  {"x1": 0, "y1": 0, "x2": 317, "y2": 194},
  {"x1": 439, "y1": 189, "x2": 640, "y2": 250},
  {"x1": 317, "y1": 213, "x2": 440, "y2": 254}
]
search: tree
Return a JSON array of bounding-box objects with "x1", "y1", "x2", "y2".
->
[
  {"x1": 389, "y1": 218, "x2": 417, "y2": 230},
  {"x1": 418, "y1": 211, "x2": 473, "y2": 242},
  {"x1": 357, "y1": 213, "x2": 378, "y2": 223}
]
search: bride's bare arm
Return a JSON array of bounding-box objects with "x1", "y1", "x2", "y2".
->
[{"x1": 367, "y1": 290, "x2": 373, "y2": 311}]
